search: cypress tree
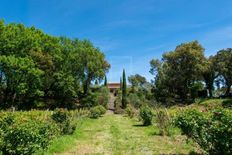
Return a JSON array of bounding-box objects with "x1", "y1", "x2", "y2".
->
[
  {"x1": 104, "y1": 75, "x2": 107, "y2": 86},
  {"x1": 120, "y1": 77, "x2": 122, "y2": 90},
  {"x1": 122, "y1": 69, "x2": 127, "y2": 108}
]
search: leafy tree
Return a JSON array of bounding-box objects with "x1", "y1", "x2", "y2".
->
[
  {"x1": 213, "y1": 48, "x2": 232, "y2": 96},
  {"x1": 0, "y1": 21, "x2": 110, "y2": 109},
  {"x1": 128, "y1": 74, "x2": 147, "y2": 92},
  {"x1": 75, "y1": 40, "x2": 110, "y2": 95},
  {"x1": 202, "y1": 56, "x2": 218, "y2": 97},
  {"x1": 0, "y1": 55, "x2": 44, "y2": 107},
  {"x1": 122, "y1": 69, "x2": 127, "y2": 108},
  {"x1": 150, "y1": 41, "x2": 205, "y2": 103}
]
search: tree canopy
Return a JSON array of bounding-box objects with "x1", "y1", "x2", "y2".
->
[{"x1": 0, "y1": 20, "x2": 110, "y2": 109}]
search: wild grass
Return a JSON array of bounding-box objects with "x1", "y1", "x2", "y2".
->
[{"x1": 48, "y1": 114, "x2": 200, "y2": 154}]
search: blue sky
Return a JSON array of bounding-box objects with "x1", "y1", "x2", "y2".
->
[{"x1": 1, "y1": 0, "x2": 232, "y2": 82}]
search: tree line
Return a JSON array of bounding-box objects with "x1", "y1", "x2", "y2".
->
[
  {"x1": 0, "y1": 20, "x2": 110, "y2": 109},
  {"x1": 150, "y1": 41, "x2": 232, "y2": 105}
]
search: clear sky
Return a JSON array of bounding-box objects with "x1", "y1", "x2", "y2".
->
[{"x1": 1, "y1": 0, "x2": 232, "y2": 82}]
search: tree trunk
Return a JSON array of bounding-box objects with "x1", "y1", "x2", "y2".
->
[
  {"x1": 208, "y1": 88, "x2": 213, "y2": 98},
  {"x1": 225, "y1": 85, "x2": 231, "y2": 97},
  {"x1": 83, "y1": 78, "x2": 91, "y2": 95}
]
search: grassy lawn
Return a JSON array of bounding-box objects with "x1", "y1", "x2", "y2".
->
[{"x1": 46, "y1": 113, "x2": 200, "y2": 155}]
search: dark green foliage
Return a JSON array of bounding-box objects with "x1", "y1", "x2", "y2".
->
[
  {"x1": 122, "y1": 69, "x2": 127, "y2": 108},
  {"x1": 104, "y1": 76, "x2": 107, "y2": 86},
  {"x1": 175, "y1": 109, "x2": 232, "y2": 154},
  {"x1": 51, "y1": 108, "x2": 76, "y2": 135},
  {"x1": 89, "y1": 105, "x2": 106, "y2": 118},
  {"x1": 213, "y1": 48, "x2": 232, "y2": 96},
  {"x1": 81, "y1": 92, "x2": 98, "y2": 107},
  {"x1": 150, "y1": 41, "x2": 206, "y2": 104},
  {"x1": 139, "y1": 106, "x2": 153, "y2": 126},
  {"x1": 222, "y1": 99, "x2": 232, "y2": 108},
  {"x1": 81, "y1": 87, "x2": 109, "y2": 108}
]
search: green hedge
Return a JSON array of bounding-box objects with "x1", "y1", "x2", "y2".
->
[{"x1": 175, "y1": 109, "x2": 232, "y2": 154}]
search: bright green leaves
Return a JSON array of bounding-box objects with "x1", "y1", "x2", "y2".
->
[{"x1": 0, "y1": 55, "x2": 44, "y2": 106}]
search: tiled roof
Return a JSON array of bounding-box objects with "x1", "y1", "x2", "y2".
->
[{"x1": 107, "y1": 83, "x2": 120, "y2": 88}]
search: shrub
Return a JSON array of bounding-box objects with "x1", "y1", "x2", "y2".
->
[
  {"x1": 2, "y1": 121, "x2": 58, "y2": 155},
  {"x1": 155, "y1": 108, "x2": 171, "y2": 136},
  {"x1": 97, "y1": 87, "x2": 110, "y2": 108},
  {"x1": 222, "y1": 99, "x2": 232, "y2": 108},
  {"x1": 175, "y1": 109, "x2": 232, "y2": 154},
  {"x1": 89, "y1": 105, "x2": 106, "y2": 118},
  {"x1": 127, "y1": 94, "x2": 142, "y2": 109},
  {"x1": 51, "y1": 109, "x2": 76, "y2": 135},
  {"x1": 139, "y1": 106, "x2": 153, "y2": 126},
  {"x1": 81, "y1": 92, "x2": 98, "y2": 107},
  {"x1": 125, "y1": 104, "x2": 137, "y2": 118}
]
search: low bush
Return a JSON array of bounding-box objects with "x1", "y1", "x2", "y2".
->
[
  {"x1": 127, "y1": 94, "x2": 142, "y2": 109},
  {"x1": 81, "y1": 87, "x2": 110, "y2": 108},
  {"x1": 0, "y1": 110, "x2": 86, "y2": 155},
  {"x1": 114, "y1": 93, "x2": 125, "y2": 114},
  {"x1": 125, "y1": 104, "x2": 137, "y2": 118},
  {"x1": 222, "y1": 99, "x2": 232, "y2": 108},
  {"x1": 175, "y1": 109, "x2": 232, "y2": 154},
  {"x1": 1, "y1": 120, "x2": 58, "y2": 155},
  {"x1": 51, "y1": 108, "x2": 76, "y2": 135},
  {"x1": 139, "y1": 106, "x2": 153, "y2": 126},
  {"x1": 97, "y1": 87, "x2": 110, "y2": 108},
  {"x1": 89, "y1": 105, "x2": 106, "y2": 118},
  {"x1": 155, "y1": 108, "x2": 171, "y2": 136}
]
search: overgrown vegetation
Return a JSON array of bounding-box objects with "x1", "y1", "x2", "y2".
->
[
  {"x1": 0, "y1": 20, "x2": 110, "y2": 110},
  {"x1": 89, "y1": 105, "x2": 106, "y2": 118},
  {"x1": 0, "y1": 109, "x2": 88, "y2": 155},
  {"x1": 175, "y1": 108, "x2": 232, "y2": 154}
]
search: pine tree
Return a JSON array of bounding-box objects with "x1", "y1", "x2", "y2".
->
[
  {"x1": 122, "y1": 69, "x2": 127, "y2": 108},
  {"x1": 104, "y1": 75, "x2": 107, "y2": 86}
]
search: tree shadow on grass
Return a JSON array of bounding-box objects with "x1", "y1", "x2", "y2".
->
[{"x1": 132, "y1": 124, "x2": 145, "y2": 127}]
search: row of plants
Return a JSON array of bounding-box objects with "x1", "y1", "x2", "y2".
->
[
  {"x1": 0, "y1": 109, "x2": 89, "y2": 155},
  {"x1": 175, "y1": 108, "x2": 232, "y2": 154},
  {"x1": 124, "y1": 96, "x2": 232, "y2": 154}
]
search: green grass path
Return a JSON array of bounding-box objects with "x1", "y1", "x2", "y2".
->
[{"x1": 47, "y1": 114, "x2": 198, "y2": 155}]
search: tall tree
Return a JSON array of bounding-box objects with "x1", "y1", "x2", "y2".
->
[
  {"x1": 0, "y1": 55, "x2": 44, "y2": 107},
  {"x1": 104, "y1": 75, "x2": 107, "y2": 86},
  {"x1": 120, "y1": 77, "x2": 122, "y2": 90},
  {"x1": 150, "y1": 41, "x2": 205, "y2": 103},
  {"x1": 128, "y1": 74, "x2": 147, "y2": 92},
  {"x1": 122, "y1": 69, "x2": 127, "y2": 108},
  {"x1": 214, "y1": 48, "x2": 232, "y2": 96},
  {"x1": 75, "y1": 40, "x2": 110, "y2": 95},
  {"x1": 202, "y1": 56, "x2": 218, "y2": 97}
]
